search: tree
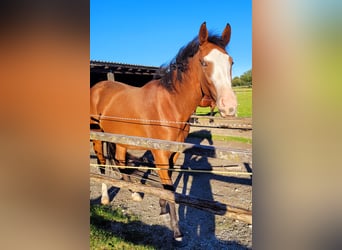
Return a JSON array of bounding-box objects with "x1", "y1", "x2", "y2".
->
[
  {"x1": 240, "y1": 69, "x2": 252, "y2": 87},
  {"x1": 232, "y1": 76, "x2": 242, "y2": 87},
  {"x1": 232, "y1": 69, "x2": 252, "y2": 87}
]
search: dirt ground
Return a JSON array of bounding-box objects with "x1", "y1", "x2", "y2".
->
[{"x1": 90, "y1": 127, "x2": 252, "y2": 249}]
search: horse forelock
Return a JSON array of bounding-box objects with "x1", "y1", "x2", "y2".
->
[
  {"x1": 153, "y1": 32, "x2": 227, "y2": 91},
  {"x1": 207, "y1": 34, "x2": 227, "y2": 50}
]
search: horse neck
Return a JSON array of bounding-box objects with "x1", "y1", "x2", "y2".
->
[{"x1": 172, "y1": 54, "x2": 204, "y2": 120}]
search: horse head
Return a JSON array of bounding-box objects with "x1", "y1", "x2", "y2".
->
[{"x1": 198, "y1": 22, "x2": 237, "y2": 117}]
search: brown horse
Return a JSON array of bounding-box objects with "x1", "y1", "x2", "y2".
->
[{"x1": 90, "y1": 22, "x2": 237, "y2": 241}]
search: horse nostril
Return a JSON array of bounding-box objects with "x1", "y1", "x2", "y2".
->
[{"x1": 229, "y1": 107, "x2": 235, "y2": 114}]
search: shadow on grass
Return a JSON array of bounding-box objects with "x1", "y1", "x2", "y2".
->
[
  {"x1": 90, "y1": 204, "x2": 174, "y2": 249},
  {"x1": 90, "y1": 203, "x2": 251, "y2": 250}
]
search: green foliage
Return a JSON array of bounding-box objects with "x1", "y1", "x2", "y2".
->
[
  {"x1": 240, "y1": 69, "x2": 252, "y2": 86},
  {"x1": 232, "y1": 76, "x2": 243, "y2": 87},
  {"x1": 232, "y1": 69, "x2": 252, "y2": 87}
]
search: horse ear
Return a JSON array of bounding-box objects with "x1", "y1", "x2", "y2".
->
[
  {"x1": 221, "y1": 23, "x2": 231, "y2": 47},
  {"x1": 199, "y1": 22, "x2": 208, "y2": 45}
]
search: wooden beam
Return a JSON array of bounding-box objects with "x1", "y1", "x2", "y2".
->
[
  {"x1": 190, "y1": 116, "x2": 252, "y2": 129},
  {"x1": 90, "y1": 131, "x2": 251, "y2": 162},
  {"x1": 90, "y1": 173, "x2": 252, "y2": 224}
]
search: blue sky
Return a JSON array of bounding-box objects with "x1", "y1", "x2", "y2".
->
[{"x1": 90, "y1": 0, "x2": 251, "y2": 78}]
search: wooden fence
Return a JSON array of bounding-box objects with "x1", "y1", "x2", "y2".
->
[
  {"x1": 189, "y1": 116, "x2": 252, "y2": 129},
  {"x1": 90, "y1": 131, "x2": 252, "y2": 224},
  {"x1": 90, "y1": 131, "x2": 252, "y2": 162},
  {"x1": 91, "y1": 173, "x2": 252, "y2": 224}
]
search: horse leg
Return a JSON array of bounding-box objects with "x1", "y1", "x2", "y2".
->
[
  {"x1": 170, "y1": 152, "x2": 180, "y2": 167},
  {"x1": 209, "y1": 105, "x2": 215, "y2": 123},
  {"x1": 158, "y1": 151, "x2": 180, "y2": 215},
  {"x1": 152, "y1": 150, "x2": 183, "y2": 240},
  {"x1": 114, "y1": 144, "x2": 143, "y2": 202},
  {"x1": 92, "y1": 140, "x2": 110, "y2": 205}
]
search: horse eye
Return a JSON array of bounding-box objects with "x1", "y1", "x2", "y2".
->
[{"x1": 200, "y1": 60, "x2": 207, "y2": 67}]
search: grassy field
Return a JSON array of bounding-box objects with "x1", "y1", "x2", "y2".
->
[
  {"x1": 90, "y1": 205, "x2": 154, "y2": 250},
  {"x1": 189, "y1": 131, "x2": 252, "y2": 144},
  {"x1": 195, "y1": 87, "x2": 252, "y2": 118}
]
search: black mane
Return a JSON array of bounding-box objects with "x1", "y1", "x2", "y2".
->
[{"x1": 153, "y1": 33, "x2": 227, "y2": 91}]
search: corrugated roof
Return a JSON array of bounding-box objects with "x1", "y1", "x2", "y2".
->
[{"x1": 90, "y1": 60, "x2": 158, "y2": 70}]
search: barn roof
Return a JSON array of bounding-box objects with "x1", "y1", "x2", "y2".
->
[{"x1": 90, "y1": 60, "x2": 159, "y2": 76}]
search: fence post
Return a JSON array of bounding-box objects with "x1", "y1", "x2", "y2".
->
[{"x1": 107, "y1": 72, "x2": 115, "y2": 81}]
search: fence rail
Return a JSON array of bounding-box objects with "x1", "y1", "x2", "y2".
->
[
  {"x1": 190, "y1": 116, "x2": 252, "y2": 129},
  {"x1": 90, "y1": 173, "x2": 252, "y2": 224},
  {"x1": 90, "y1": 131, "x2": 252, "y2": 162},
  {"x1": 90, "y1": 131, "x2": 252, "y2": 224}
]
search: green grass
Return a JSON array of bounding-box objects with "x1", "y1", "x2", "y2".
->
[
  {"x1": 195, "y1": 87, "x2": 252, "y2": 118},
  {"x1": 235, "y1": 87, "x2": 252, "y2": 117},
  {"x1": 90, "y1": 205, "x2": 155, "y2": 250},
  {"x1": 212, "y1": 134, "x2": 252, "y2": 144},
  {"x1": 188, "y1": 131, "x2": 252, "y2": 144}
]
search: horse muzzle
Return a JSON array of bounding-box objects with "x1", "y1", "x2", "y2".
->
[
  {"x1": 218, "y1": 106, "x2": 237, "y2": 117},
  {"x1": 217, "y1": 94, "x2": 238, "y2": 117}
]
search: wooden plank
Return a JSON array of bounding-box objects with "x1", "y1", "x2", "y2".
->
[
  {"x1": 90, "y1": 131, "x2": 251, "y2": 162},
  {"x1": 190, "y1": 116, "x2": 252, "y2": 129},
  {"x1": 190, "y1": 122, "x2": 252, "y2": 129},
  {"x1": 90, "y1": 173, "x2": 252, "y2": 224},
  {"x1": 190, "y1": 116, "x2": 252, "y2": 123}
]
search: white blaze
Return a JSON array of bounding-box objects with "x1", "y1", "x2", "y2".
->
[
  {"x1": 204, "y1": 48, "x2": 232, "y2": 88},
  {"x1": 204, "y1": 48, "x2": 237, "y2": 117}
]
